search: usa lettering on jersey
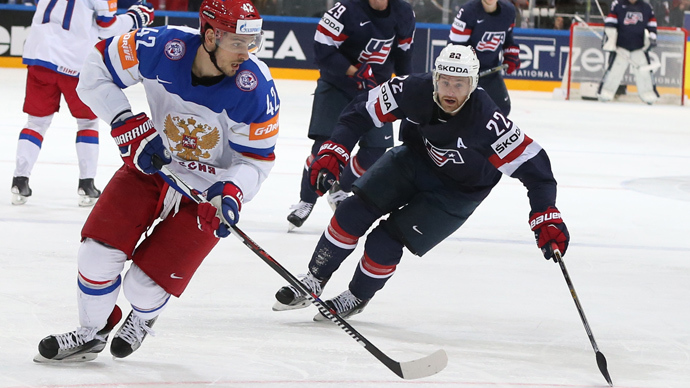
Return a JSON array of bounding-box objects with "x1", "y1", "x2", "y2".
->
[
  {"x1": 358, "y1": 37, "x2": 394, "y2": 64},
  {"x1": 476, "y1": 32, "x2": 506, "y2": 51},
  {"x1": 624, "y1": 12, "x2": 644, "y2": 24}
]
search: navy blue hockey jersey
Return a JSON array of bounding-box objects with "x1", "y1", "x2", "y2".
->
[
  {"x1": 605, "y1": 0, "x2": 657, "y2": 51},
  {"x1": 330, "y1": 74, "x2": 557, "y2": 212},
  {"x1": 448, "y1": 0, "x2": 517, "y2": 70},
  {"x1": 314, "y1": 0, "x2": 415, "y2": 98}
]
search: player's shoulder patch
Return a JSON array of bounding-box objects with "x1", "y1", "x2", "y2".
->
[
  {"x1": 236, "y1": 70, "x2": 259, "y2": 92},
  {"x1": 164, "y1": 39, "x2": 186, "y2": 61}
]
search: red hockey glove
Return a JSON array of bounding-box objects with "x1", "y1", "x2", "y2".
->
[
  {"x1": 529, "y1": 206, "x2": 569, "y2": 261},
  {"x1": 503, "y1": 45, "x2": 521, "y2": 75},
  {"x1": 127, "y1": 2, "x2": 154, "y2": 30},
  {"x1": 352, "y1": 63, "x2": 377, "y2": 90},
  {"x1": 111, "y1": 112, "x2": 171, "y2": 175},
  {"x1": 309, "y1": 141, "x2": 350, "y2": 196},
  {"x1": 197, "y1": 181, "x2": 243, "y2": 238}
]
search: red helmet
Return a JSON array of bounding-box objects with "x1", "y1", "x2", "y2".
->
[{"x1": 199, "y1": 0, "x2": 262, "y2": 35}]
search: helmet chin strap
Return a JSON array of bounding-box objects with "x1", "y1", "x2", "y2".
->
[{"x1": 202, "y1": 39, "x2": 226, "y2": 75}]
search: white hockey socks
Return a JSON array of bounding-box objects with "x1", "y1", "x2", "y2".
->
[
  {"x1": 75, "y1": 118, "x2": 100, "y2": 179},
  {"x1": 14, "y1": 114, "x2": 53, "y2": 177},
  {"x1": 123, "y1": 264, "x2": 170, "y2": 322},
  {"x1": 77, "y1": 239, "x2": 127, "y2": 329}
]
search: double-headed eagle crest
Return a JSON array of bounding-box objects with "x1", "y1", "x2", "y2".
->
[{"x1": 164, "y1": 115, "x2": 220, "y2": 161}]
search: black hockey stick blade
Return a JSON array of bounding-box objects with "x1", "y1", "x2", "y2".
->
[
  {"x1": 551, "y1": 243, "x2": 613, "y2": 387},
  {"x1": 153, "y1": 159, "x2": 448, "y2": 380}
]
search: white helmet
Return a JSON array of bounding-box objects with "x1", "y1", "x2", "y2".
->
[{"x1": 433, "y1": 44, "x2": 480, "y2": 113}]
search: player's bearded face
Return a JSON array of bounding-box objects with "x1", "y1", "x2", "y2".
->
[{"x1": 436, "y1": 75, "x2": 471, "y2": 113}]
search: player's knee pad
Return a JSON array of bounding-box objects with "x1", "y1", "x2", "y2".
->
[
  {"x1": 76, "y1": 118, "x2": 99, "y2": 131},
  {"x1": 78, "y1": 238, "x2": 128, "y2": 281},
  {"x1": 24, "y1": 114, "x2": 54, "y2": 136},
  {"x1": 123, "y1": 263, "x2": 170, "y2": 319},
  {"x1": 363, "y1": 223, "x2": 404, "y2": 268},
  {"x1": 333, "y1": 195, "x2": 383, "y2": 237},
  {"x1": 598, "y1": 52, "x2": 628, "y2": 102}
]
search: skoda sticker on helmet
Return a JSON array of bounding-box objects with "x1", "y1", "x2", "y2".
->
[{"x1": 236, "y1": 70, "x2": 258, "y2": 91}]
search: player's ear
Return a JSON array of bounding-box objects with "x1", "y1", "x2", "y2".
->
[{"x1": 204, "y1": 28, "x2": 216, "y2": 48}]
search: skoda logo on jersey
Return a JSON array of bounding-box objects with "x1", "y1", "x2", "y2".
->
[
  {"x1": 164, "y1": 39, "x2": 186, "y2": 61},
  {"x1": 236, "y1": 70, "x2": 258, "y2": 92},
  {"x1": 476, "y1": 32, "x2": 506, "y2": 51},
  {"x1": 424, "y1": 138, "x2": 464, "y2": 167}
]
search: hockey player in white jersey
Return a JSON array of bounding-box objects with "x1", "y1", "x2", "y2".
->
[
  {"x1": 12, "y1": 0, "x2": 155, "y2": 206},
  {"x1": 34, "y1": 0, "x2": 279, "y2": 362}
]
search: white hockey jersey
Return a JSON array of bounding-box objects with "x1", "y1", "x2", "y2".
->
[
  {"x1": 77, "y1": 26, "x2": 280, "y2": 202},
  {"x1": 22, "y1": 0, "x2": 134, "y2": 77}
]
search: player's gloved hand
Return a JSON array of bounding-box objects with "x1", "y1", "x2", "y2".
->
[
  {"x1": 647, "y1": 32, "x2": 657, "y2": 51},
  {"x1": 197, "y1": 181, "x2": 243, "y2": 238},
  {"x1": 529, "y1": 206, "x2": 570, "y2": 261},
  {"x1": 111, "y1": 112, "x2": 171, "y2": 175},
  {"x1": 352, "y1": 63, "x2": 377, "y2": 90},
  {"x1": 127, "y1": 2, "x2": 155, "y2": 30},
  {"x1": 502, "y1": 45, "x2": 521, "y2": 75},
  {"x1": 309, "y1": 141, "x2": 350, "y2": 196}
]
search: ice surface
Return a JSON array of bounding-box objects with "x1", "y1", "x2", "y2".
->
[{"x1": 1, "y1": 67, "x2": 689, "y2": 388}]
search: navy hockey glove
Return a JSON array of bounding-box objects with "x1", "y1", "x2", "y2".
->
[
  {"x1": 529, "y1": 206, "x2": 570, "y2": 261},
  {"x1": 503, "y1": 45, "x2": 521, "y2": 75},
  {"x1": 111, "y1": 112, "x2": 171, "y2": 175},
  {"x1": 197, "y1": 181, "x2": 243, "y2": 238},
  {"x1": 352, "y1": 63, "x2": 377, "y2": 90},
  {"x1": 310, "y1": 141, "x2": 350, "y2": 196},
  {"x1": 127, "y1": 2, "x2": 154, "y2": 30}
]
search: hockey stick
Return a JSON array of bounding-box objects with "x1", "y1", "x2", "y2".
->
[
  {"x1": 479, "y1": 64, "x2": 508, "y2": 78},
  {"x1": 152, "y1": 158, "x2": 448, "y2": 380},
  {"x1": 551, "y1": 243, "x2": 613, "y2": 387}
]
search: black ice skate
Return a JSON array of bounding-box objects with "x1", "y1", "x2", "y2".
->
[
  {"x1": 78, "y1": 178, "x2": 101, "y2": 207},
  {"x1": 34, "y1": 305, "x2": 122, "y2": 363},
  {"x1": 314, "y1": 289, "x2": 369, "y2": 321},
  {"x1": 11, "y1": 176, "x2": 32, "y2": 205},
  {"x1": 326, "y1": 182, "x2": 348, "y2": 212},
  {"x1": 110, "y1": 310, "x2": 157, "y2": 358},
  {"x1": 273, "y1": 272, "x2": 328, "y2": 311},
  {"x1": 287, "y1": 201, "x2": 314, "y2": 231}
]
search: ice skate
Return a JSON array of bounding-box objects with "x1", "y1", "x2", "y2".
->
[
  {"x1": 110, "y1": 310, "x2": 157, "y2": 358},
  {"x1": 11, "y1": 176, "x2": 31, "y2": 205},
  {"x1": 326, "y1": 182, "x2": 348, "y2": 212},
  {"x1": 287, "y1": 201, "x2": 314, "y2": 231},
  {"x1": 273, "y1": 272, "x2": 328, "y2": 311},
  {"x1": 78, "y1": 178, "x2": 101, "y2": 207},
  {"x1": 34, "y1": 305, "x2": 122, "y2": 363},
  {"x1": 314, "y1": 289, "x2": 369, "y2": 321}
]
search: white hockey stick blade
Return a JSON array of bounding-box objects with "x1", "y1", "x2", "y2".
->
[{"x1": 398, "y1": 349, "x2": 448, "y2": 380}]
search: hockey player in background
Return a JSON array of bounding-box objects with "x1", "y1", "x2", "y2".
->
[
  {"x1": 448, "y1": 0, "x2": 519, "y2": 116},
  {"x1": 11, "y1": 0, "x2": 155, "y2": 206},
  {"x1": 286, "y1": 0, "x2": 415, "y2": 231},
  {"x1": 34, "y1": 0, "x2": 279, "y2": 362},
  {"x1": 272, "y1": 45, "x2": 569, "y2": 319},
  {"x1": 597, "y1": 0, "x2": 659, "y2": 104}
]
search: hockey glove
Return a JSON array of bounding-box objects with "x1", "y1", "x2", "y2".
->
[
  {"x1": 197, "y1": 181, "x2": 243, "y2": 238},
  {"x1": 645, "y1": 31, "x2": 657, "y2": 51},
  {"x1": 352, "y1": 63, "x2": 377, "y2": 90},
  {"x1": 529, "y1": 206, "x2": 569, "y2": 261},
  {"x1": 309, "y1": 141, "x2": 350, "y2": 196},
  {"x1": 127, "y1": 2, "x2": 155, "y2": 30},
  {"x1": 111, "y1": 112, "x2": 171, "y2": 175},
  {"x1": 503, "y1": 45, "x2": 521, "y2": 75}
]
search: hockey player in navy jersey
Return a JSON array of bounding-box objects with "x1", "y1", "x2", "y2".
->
[
  {"x1": 598, "y1": 0, "x2": 659, "y2": 104},
  {"x1": 273, "y1": 45, "x2": 569, "y2": 319},
  {"x1": 448, "y1": 0, "x2": 519, "y2": 116},
  {"x1": 286, "y1": 0, "x2": 415, "y2": 231},
  {"x1": 34, "y1": 0, "x2": 279, "y2": 362},
  {"x1": 12, "y1": 0, "x2": 155, "y2": 206}
]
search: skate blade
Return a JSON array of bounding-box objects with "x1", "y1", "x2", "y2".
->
[
  {"x1": 11, "y1": 193, "x2": 28, "y2": 205},
  {"x1": 78, "y1": 195, "x2": 98, "y2": 207},
  {"x1": 33, "y1": 352, "x2": 98, "y2": 363},
  {"x1": 272, "y1": 299, "x2": 311, "y2": 311},
  {"x1": 287, "y1": 222, "x2": 298, "y2": 232}
]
